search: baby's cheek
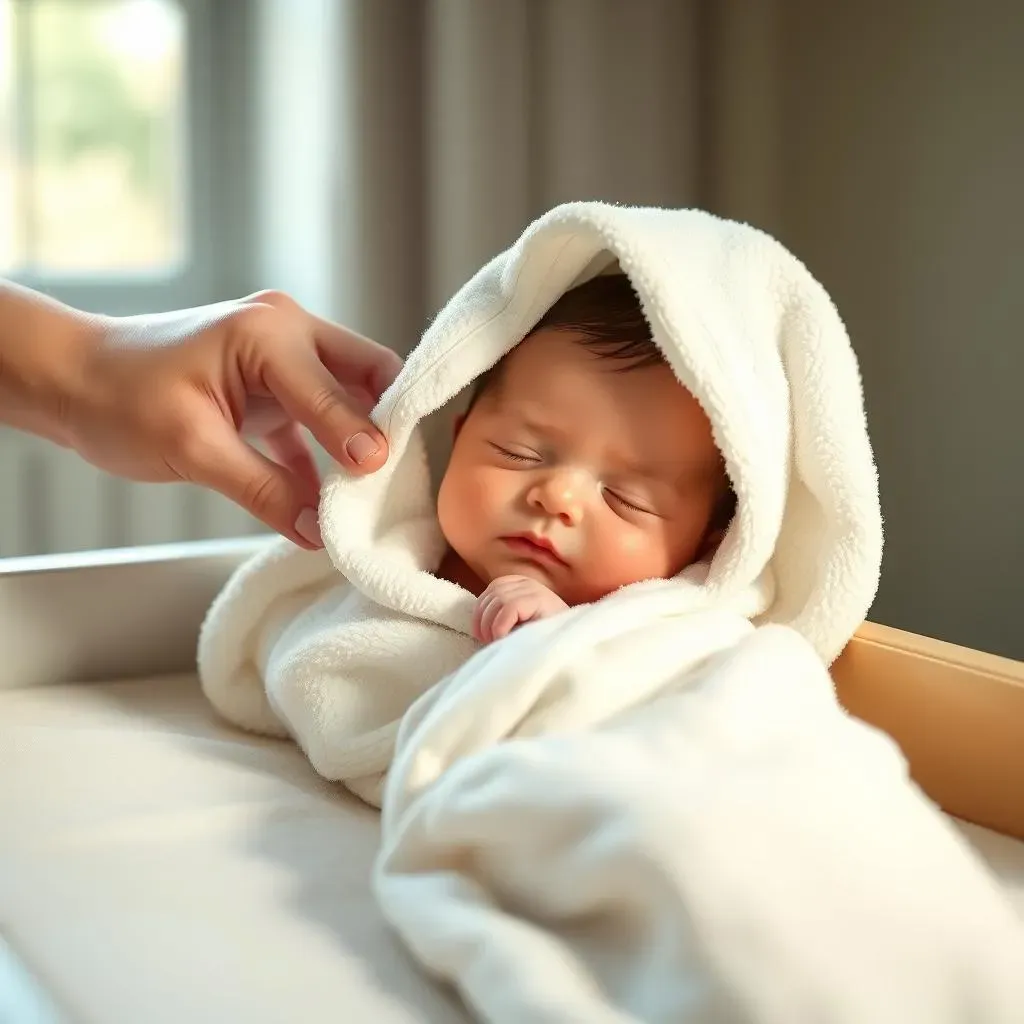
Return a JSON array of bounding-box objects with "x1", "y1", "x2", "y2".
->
[
  {"x1": 463, "y1": 466, "x2": 510, "y2": 522},
  {"x1": 443, "y1": 464, "x2": 510, "y2": 545},
  {"x1": 615, "y1": 530, "x2": 648, "y2": 555},
  {"x1": 584, "y1": 527, "x2": 668, "y2": 592}
]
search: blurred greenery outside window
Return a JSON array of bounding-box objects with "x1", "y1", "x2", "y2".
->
[
  {"x1": 0, "y1": 0, "x2": 259, "y2": 562},
  {"x1": 0, "y1": 0, "x2": 187, "y2": 279}
]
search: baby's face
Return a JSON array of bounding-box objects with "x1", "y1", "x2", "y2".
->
[{"x1": 436, "y1": 329, "x2": 728, "y2": 605}]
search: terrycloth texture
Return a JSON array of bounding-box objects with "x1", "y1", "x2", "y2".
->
[
  {"x1": 195, "y1": 203, "x2": 1020, "y2": 1018},
  {"x1": 376, "y1": 620, "x2": 1024, "y2": 1024}
]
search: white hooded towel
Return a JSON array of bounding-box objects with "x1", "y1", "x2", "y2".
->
[{"x1": 197, "y1": 203, "x2": 1023, "y2": 1022}]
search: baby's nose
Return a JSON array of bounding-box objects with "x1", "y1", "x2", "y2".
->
[{"x1": 529, "y1": 471, "x2": 586, "y2": 525}]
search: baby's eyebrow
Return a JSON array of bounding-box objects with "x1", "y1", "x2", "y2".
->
[
  {"x1": 622, "y1": 459, "x2": 718, "y2": 489},
  {"x1": 507, "y1": 412, "x2": 569, "y2": 440},
  {"x1": 604, "y1": 462, "x2": 677, "y2": 490}
]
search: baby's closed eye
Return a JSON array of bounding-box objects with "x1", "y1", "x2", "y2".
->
[
  {"x1": 489, "y1": 442, "x2": 540, "y2": 464},
  {"x1": 603, "y1": 486, "x2": 664, "y2": 518},
  {"x1": 605, "y1": 490, "x2": 651, "y2": 513}
]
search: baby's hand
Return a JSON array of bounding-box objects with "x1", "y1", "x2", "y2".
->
[{"x1": 473, "y1": 575, "x2": 569, "y2": 644}]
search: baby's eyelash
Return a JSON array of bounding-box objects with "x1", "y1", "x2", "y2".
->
[
  {"x1": 607, "y1": 491, "x2": 651, "y2": 514},
  {"x1": 491, "y1": 443, "x2": 537, "y2": 463}
]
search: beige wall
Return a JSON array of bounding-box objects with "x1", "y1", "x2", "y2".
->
[{"x1": 764, "y1": 2, "x2": 1024, "y2": 659}]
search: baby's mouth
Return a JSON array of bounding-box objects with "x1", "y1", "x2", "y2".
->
[{"x1": 500, "y1": 533, "x2": 569, "y2": 567}]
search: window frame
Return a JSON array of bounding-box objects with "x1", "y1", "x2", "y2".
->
[
  {"x1": 0, "y1": 535, "x2": 270, "y2": 690},
  {"x1": 2, "y1": 0, "x2": 255, "y2": 315}
]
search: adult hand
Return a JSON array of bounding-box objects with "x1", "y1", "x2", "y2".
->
[{"x1": 62, "y1": 290, "x2": 403, "y2": 548}]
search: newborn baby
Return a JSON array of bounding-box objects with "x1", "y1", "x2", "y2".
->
[
  {"x1": 198, "y1": 199, "x2": 883, "y2": 820},
  {"x1": 433, "y1": 274, "x2": 736, "y2": 644}
]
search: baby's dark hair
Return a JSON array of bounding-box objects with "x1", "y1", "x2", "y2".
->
[
  {"x1": 472, "y1": 274, "x2": 736, "y2": 531},
  {"x1": 471, "y1": 275, "x2": 660, "y2": 398},
  {"x1": 531, "y1": 273, "x2": 665, "y2": 370}
]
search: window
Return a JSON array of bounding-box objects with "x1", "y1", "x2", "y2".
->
[
  {"x1": 0, "y1": 0, "x2": 250, "y2": 316},
  {"x1": 0, "y1": 0, "x2": 259, "y2": 558},
  {"x1": 0, "y1": 0, "x2": 187, "y2": 279}
]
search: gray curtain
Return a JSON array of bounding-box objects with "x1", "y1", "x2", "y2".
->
[
  {"x1": 254, "y1": 0, "x2": 1024, "y2": 658},
  {"x1": 322, "y1": 0, "x2": 781, "y2": 355}
]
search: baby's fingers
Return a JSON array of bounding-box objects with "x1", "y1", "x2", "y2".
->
[
  {"x1": 472, "y1": 595, "x2": 491, "y2": 643},
  {"x1": 476, "y1": 594, "x2": 525, "y2": 644},
  {"x1": 490, "y1": 603, "x2": 525, "y2": 642},
  {"x1": 473, "y1": 592, "x2": 506, "y2": 643}
]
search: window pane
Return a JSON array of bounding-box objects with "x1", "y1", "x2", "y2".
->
[
  {"x1": 2, "y1": 0, "x2": 186, "y2": 276},
  {"x1": 0, "y1": 1, "x2": 16, "y2": 271}
]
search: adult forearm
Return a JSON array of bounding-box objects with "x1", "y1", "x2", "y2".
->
[{"x1": 0, "y1": 282, "x2": 103, "y2": 445}]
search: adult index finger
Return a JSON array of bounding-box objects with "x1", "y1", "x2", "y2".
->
[{"x1": 262, "y1": 344, "x2": 389, "y2": 473}]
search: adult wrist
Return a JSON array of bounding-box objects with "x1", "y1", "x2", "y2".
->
[{"x1": 0, "y1": 284, "x2": 107, "y2": 447}]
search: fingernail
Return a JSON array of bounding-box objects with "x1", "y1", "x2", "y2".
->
[
  {"x1": 345, "y1": 431, "x2": 380, "y2": 465},
  {"x1": 295, "y1": 507, "x2": 323, "y2": 547}
]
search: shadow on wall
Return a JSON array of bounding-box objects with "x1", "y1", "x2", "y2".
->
[{"x1": 765, "y1": 0, "x2": 1024, "y2": 660}]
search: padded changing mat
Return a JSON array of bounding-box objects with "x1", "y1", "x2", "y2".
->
[
  {"x1": 0, "y1": 674, "x2": 468, "y2": 1024},
  {"x1": 1, "y1": 674, "x2": 1022, "y2": 1023}
]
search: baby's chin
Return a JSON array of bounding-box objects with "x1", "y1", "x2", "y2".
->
[{"x1": 451, "y1": 541, "x2": 667, "y2": 605}]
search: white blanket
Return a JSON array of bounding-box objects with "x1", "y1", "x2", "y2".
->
[
  {"x1": 377, "y1": 618, "x2": 1024, "y2": 1023},
  {"x1": 197, "y1": 202, "x2": 1024, "y2": 1020}
]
